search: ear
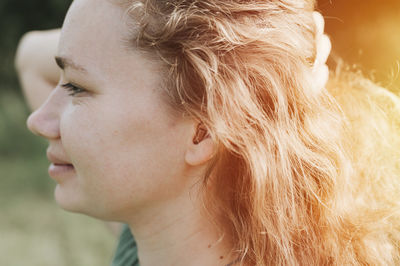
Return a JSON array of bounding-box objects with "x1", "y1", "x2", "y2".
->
[{"x1": 185, "y1": 123, "x2": 215, "y2": 166}]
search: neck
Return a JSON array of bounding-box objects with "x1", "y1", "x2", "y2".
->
[{"x1": 126, "y1": 185, "x2": 236, "y2": 266}]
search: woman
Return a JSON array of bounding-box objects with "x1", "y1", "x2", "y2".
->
[{"x1": 16, "y1": 0, "x2": 400, "y2": 265}]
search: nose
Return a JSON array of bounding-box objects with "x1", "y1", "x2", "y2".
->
[{"x1": 26, "y1": 89, "x2": 61, "y2": 139}]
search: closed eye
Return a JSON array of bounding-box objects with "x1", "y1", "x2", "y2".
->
[{"x1": 61, "y1": 83, "x2": 86, "y2": 96}]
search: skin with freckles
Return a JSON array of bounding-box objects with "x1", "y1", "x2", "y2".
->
[
  {"x1": 27, "y1": 0, "x2": 201, "y2": 221},
  {"x1": 26, "y1": 0, "x2": 234, "y2": 265}
]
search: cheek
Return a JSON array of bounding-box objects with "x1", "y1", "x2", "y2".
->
[
  {"x1": 60, "y1": 104, "x2": 136, "y2": 183},
  {"x1": 59, "y1": 96, "x2": 192, "y2": 210}
]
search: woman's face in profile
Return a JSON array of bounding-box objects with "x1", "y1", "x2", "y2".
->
[{"x1": 27, "y1": 0, "x2": 194, "y2": 220}]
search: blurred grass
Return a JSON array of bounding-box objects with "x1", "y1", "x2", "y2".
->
[
  {"x1": 0, "y1": 90, "x2": 117, "y2": 266},
  {"x1": 0, "y1": 195, "x2": 117, "y2": 266}
]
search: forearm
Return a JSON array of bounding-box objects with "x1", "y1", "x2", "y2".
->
[{"x1": 15, "y1": 29, "x2": 61, "y2": 110}]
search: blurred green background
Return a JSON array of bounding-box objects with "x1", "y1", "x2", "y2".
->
[
  {"x1": 0, "y1": 0, "x2": 399, "y2": 265},
  {"x1": 0, "y1": 0, "x2": 116, "y2": 265}
]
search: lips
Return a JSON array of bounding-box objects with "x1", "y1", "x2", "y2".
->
[
  {"x1": 47, "y1": 150, "x2": 73, "y2": 166},
  {"x1": 46, "y1": 150, "x2": 75, "y2": 179},
  {"x1": 48, "y1": 163, "x2": 75, "y2": 179}
]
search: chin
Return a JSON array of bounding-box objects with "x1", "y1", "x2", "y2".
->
[
  {"x1": 54, "y1": 185, "x2": 115, "y2": 220},
  {"x1": 54, "y1": 184, "x2": 87, "y2": 213}
]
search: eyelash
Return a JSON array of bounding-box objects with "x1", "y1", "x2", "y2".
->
[{"x1": 61, "y1": 83, "x2": 86, "y2": 96}]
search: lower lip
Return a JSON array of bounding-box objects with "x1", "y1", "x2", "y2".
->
[{"x1": 48, "y1": 163, "x2": 75, "y2": 178}]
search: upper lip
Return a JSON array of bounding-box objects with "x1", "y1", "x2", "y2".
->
[{"x1": 47, "y1": 150, "x2": 72, "y2": 165}]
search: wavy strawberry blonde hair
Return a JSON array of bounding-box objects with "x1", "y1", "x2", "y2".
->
[{"x1": 117, "y1": 0, "x2": 400, "y2": 264}]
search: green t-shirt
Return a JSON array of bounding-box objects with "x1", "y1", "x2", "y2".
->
[{"x1": 111, "y1": 224, "x2": 139, "y2": 266}]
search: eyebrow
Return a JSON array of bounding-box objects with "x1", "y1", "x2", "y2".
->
[{"x1": 55, "y1": 56, "x2": 87, "y2": 73}]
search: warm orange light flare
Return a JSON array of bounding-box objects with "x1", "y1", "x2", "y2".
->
[{"x1": 319, "y1": 0, "x2": 400, "y2": 91}]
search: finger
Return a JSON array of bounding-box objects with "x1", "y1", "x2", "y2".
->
[
  {"x1": 312, "y1": 11, "x2": 325, "y2": 37},
  {"x1": 314, "y1": 35, "x2": 332, "y2": 70},
  {"x1": 313, "y1": 64, "x2": 329, "y2": 92}
]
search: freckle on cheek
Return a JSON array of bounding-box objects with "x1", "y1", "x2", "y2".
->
[{"x1": 168, "y1": 121, "x2": 177, "y2": 128}]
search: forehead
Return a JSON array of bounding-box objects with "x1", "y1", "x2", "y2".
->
[
  {"x1": 57, "y1": 0, "x2": 166, "y2": 90},
  {"x1": 58, "y1": 0, "x2": 139, "y2": 72}
]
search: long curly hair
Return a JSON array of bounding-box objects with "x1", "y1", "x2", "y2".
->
[{"x1": 117, "y1": 0, "x2": 400, "y2": 264}]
